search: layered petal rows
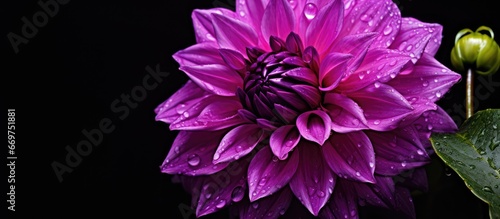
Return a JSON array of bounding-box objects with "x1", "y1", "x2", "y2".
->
[{"x1": 156, "y1": 0, "x2": 460, "y2": 218}]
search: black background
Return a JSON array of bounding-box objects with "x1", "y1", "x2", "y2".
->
[{"x1": 3, "y1": 0, "x2": 499, "y2": 218}]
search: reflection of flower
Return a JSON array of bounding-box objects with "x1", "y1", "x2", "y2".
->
[{"x1": 155, "y1": 0, "x2": 460, "y2": 218}]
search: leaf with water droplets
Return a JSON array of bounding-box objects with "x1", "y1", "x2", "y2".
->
[{"x1": 430, "y1": 109, "x2": 500, "y2": 216}]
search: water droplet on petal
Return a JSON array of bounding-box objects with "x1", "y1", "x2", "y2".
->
[
  {"x1": 373, "y1": 120, "x2": 381, "y2": 125},
  {"x1": 231, "y1": 186, "x2": 244, "y2": 202},
  {"x1": 252, "y1": 202, "x2": 259, "y2": 209},
  {"x1": 374, "y1": 82, "x2": 381, "y2": 88},
  {"x1": 355, "y1": 171, "x2": 361, "y2": 177},
  {"x1": 436, "y1": 91, "x2": 442, "y2": 98},
  {"x1": 216, "y1": 199, "x2": 226, "y2": 208},
  {"x1": 417, "y1": 149, "x2": 424, "y2": 155},
  {"x1": 317, "y1": 190, "x2": 325, "y2": 197},
  {"x1": 369, "y1": 162, "x2": 374, "y2": 168},
  {"x1": 213, "y1": 152, "x2": 220, "y2": 160},
  {"x1": 422, "y1": 81, "x2": 429, "y2": 87},
  {"x1": 287, "y1": 0, "x2": 297, "y2": 9},
  {"x1": 360, "y1": 14, "x2": 370, "y2": 21},
  {"x1": 183, "y1": 111, "x2": 190, "y2": 118},
  {"x1": 175, "y1": 104, "x2": 186, "y2": 114},
  {"x1": 206, "y1": 33, "x2": 215, "y2": 41},
  {"x1": 304, "y1": 3, "x2": 318, "y2": 20},
  {"x1": 259, "y1": 177, "x2": 267, "y2": 186},
  {"x1": 187, "y1": 154, "x2": 201, "y2": 166},
  {"x1": 401, "y1": 161, "x2": 407, "y2": 167},
  {"x1": 239, "y1": 11, "x2": 245, "y2": 17},
  {"x1": 279, "y1": 209, "x2": 286, "y2": 215},
  {"x1": 383, "y1": 26, "x2": 393, "y2": 35},
  {"x1": 174, "y1": 146, "x2": 180, "y2": 154}
]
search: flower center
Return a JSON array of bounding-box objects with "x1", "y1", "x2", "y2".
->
[{"x1": 238, "y1": 33, "x2": 321, "y2": 125}]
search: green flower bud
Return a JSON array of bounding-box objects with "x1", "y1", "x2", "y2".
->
[{"x1": 451, "y1": 26, "x2": 500, "y2": 75}]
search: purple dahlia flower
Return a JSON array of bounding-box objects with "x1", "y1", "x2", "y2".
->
[{"x1": 155, "y1": 0, "x2": 460, "y2": 218}]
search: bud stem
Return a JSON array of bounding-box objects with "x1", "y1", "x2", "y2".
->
[{"x1": 466, "y1": 68, "x2": 474, "y2": 119}]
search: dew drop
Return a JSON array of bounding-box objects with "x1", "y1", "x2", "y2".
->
[
  {"x1": 355, "y1": 171, "x2": 361, "y2": 177},
  {"x1": 183, "y1": 111, "x2": 190, "y2": 118},
  {"x1": 401, "y1": 161, "x2": 407, "y2": 167},
  {"x1": 360, "y1": 14, "x2": 370, "y2": 21},
  {"x1": 417, "y1": 149, "x2": 424, "y2": 155},
  {"x1": 259, "y1": 177, "x2": 267, "y2": 186},
  {"x1": 304, "y1": 3, "x2": 318, "y2": 20},
  {"x1": 374, "y1": 82, "x2": 381, "y2": 88},
  {"x1": 213, "y1": 152, "x2": 220, "y2": 160},
  {"x1": 350, "y1": 210, "x2": 357, "y2": 217},
  {"x1": 174, "y1": 146, "x2": 180, "y2": 154},
  {"x1": 317, "y1": 190, "x2": 326, "y2": 197},
  {"x1": 406, "y1": 45, "x2": 413, "y2": 51},
  {"x1": 383, "y1": 26, "x2": 393, "y2": 35},
  {"x1": 175, "y1": 104, "x2": 186, "y2": 114},
  {"x1": 239, "y1": 11, "x2": 246, "y2": 17},
  {"x1": 422, "y1": 81, "x2": 429, "y2": 87},
  {"x1": 231, "y1": 186, "x2": 245, "y2": 202},
  {"x1": 390, "y1": 73, "x2": 396, "y2": 78},
  {"x1": 252, "y1": 202, "x2": 259, "y2": 209},
  {"x1": 216, "y1": 199, "x2": 226, "y2": 208},
  {"x1": 482, "y1": 186, "x2": 494, "y2": 193},
  {"x1": 352, "y1": 119, "x2": 360, "y2": 126},
  {"x1": 369, "y1": 162, "x2": 374, "y2": 168},
  {"x1": 187, "y1": 154, "x2": 201, "y2": 166},
  {"x1": 279, "y1": 209, "x2": 286, "y2": 215},
  {"x1": 373, "y1": 120, "x2": 381, "y2": 125},
  {"x1": 287, "y1": 0, "x2": 297, "y2": 8},
  {"x1": 235, "y1": 145, "x2": 243, "y2": 153},
  {"x1": 206, "y1": 33, "x2": 215, "y2": 41},
  {"x1": 436, "y1": 91, "x2": 442, "y2": 98}
]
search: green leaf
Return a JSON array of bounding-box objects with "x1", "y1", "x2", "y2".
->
[{"x1": 430, "y1": 109, "x2": 500, "y2": 219}]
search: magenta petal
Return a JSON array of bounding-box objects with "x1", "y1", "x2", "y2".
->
[
  {"x1": 173, "y1": 43, "x2": 225, "y2": 66},
  {"x1": 394, "y1": 187, "x2": 417, "y2": 219},
  {"x1": 290, "y1": 141, "x2": 335, "y2": 216},
  {"x1": 388, "y1": 53, "x2": 461, "y2": 105},
  {"x1": 261, "y1": 0, "x2": 295, "y2": 43},
  {"x1": 390, "y1": 18, "x2": 444, "y2": 58},
  {"x1": 273, "y1": 104, "x2": 299, "y2": 124},
  {"x1": 320, "y1": 180, "x2": 358, "y2": 219},
  {"x1": 213, "y1": 124, "x2": 266, "y2": 164},
  {"x1": 196, "y1": 159, "x2": 249, "y2": 217},
  {"x1": 191, "y1": 8, "x2": 236, "y2": 44},
  {"x1": 160, "y1": 130, "x2": 229, "y2": 176},
  {"x1": 155, "y1": 80, "x2": 207, "y2": 123},
  {"x1": 353, "y1": 175, "x2": 396, "y2": 208},
  {"x1": 346, "y1": 83, "x2": 413, "y2": 131},
  {"x1": 322, "y1": 131, "x2": 376, "y2": 183},
  {"x1": 239, "y1": 186, "x2": 293, "y2": 219},
  {"x1": 219, "y1": 48, "x2": 247, "y2": 71},
  {"x1": 305, "y1": 0, "x2": 343, "y2": 55},
  {"x1": 283, "y1": 67, "x2": 319, "y2": 86},
  {"x1": 248, "y1": 147, "x2": 299, "y2": 201},
  {"x1": 270, "y1": 125, "x2": 301, "y2": 159},
  {"x1": 318, "y1": 52, "x2": 352, "y2": 91},
  {"x1": 331, "y1": 32, "x2": 378, "y2": 75},
  {"x1": 180, "y1": 64, "x2": 243, "y2": 96},
  {"x1": 340, "y1": 0, "x2": 401, "y2": 49},
  {"x1": 291, "y1": 84, "x2": 321, "y2": 108},
  {"x1": 323, "y1": 93, "x2": 369, "y2": 133},
  {"x1": 413, "y1": 107, "x2": 458, "y2": 133},
  {"x1": 296, "y1": 110, "x2": 332, "y2": 145},
  {"x1": 212, "y1": 13, "x2": 258, "y2": 56},
  {"x1": 170, "y1": 97, "x2": 246, "y2": 131},
  {"x1": 394, "y1": 167, "x2": 429, "y2": 192},
  {"x1": 366, "y1": 126, "x2": 429, "y2": 176},
  {"x1": 338, "y1": 49, "x2": 412, "y2": 92}
]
